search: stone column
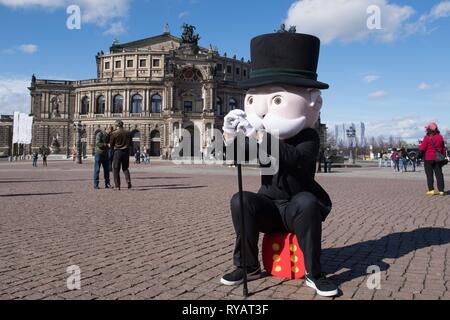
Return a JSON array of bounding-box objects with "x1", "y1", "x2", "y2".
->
[
  {"x1": 107, "y1": 90, "x2": 112, "y2": 116},
  {"x1": 124, "y1": 89, "x2": 129, "y2": 117},
  {"x1": 90, "y1": 91, "x2": 95, "y2": 116},
  {"x1": 146, "y1": 89, "x2": 150, "y2": 116},
  {"x1": 75, "y1": 92, "x2": 80, "y2": 115}
]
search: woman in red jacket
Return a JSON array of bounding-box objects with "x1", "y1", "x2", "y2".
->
[{"x1": 419, "y1": 122, "x2": 447, "y2": 196}]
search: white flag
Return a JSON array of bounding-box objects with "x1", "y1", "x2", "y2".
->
[
  {"x1": 18, "y1": 113, "x2": 28, "y2": 144},
  {"x1": 12, "y1": 112, "x2": 20, "y2": 144},
  {"x1": 24, "y1": 116, "x2": 33, "y2": 145},
  {"x1": 12, "y1": 112, "x2": 33, "y2": 145}
]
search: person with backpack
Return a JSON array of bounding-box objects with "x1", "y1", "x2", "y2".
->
[
  {"x1": 32, "y1": 152, "x2": 38, "y2": 167},
  {"x1": 408, "y1": 151, "x2": 417, "y2": 172},
  {"x1": 391, "y1": 149, "x2": 400, "y2": 172},
  {"x1": 400, "y1": 148, "x2": 408, "y2": 172},
  {"x1": 419, "y1": 122, "x2": 448, "y2": 196}
]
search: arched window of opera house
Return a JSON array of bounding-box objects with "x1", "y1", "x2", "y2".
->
[
  {"x1": 113, "y1": 95, "x2": 124, "y2": 114},
  {"x1": 215, "y1": 97, "x2": 222, "y2": 115},
  {"x1": 131, "y1": 94, "x2": 143, "y2": 114},
  {"x1": 151, "y1": 94, "x2": 162, "y2": 113},
  {"x1": 228, "y1": 98, "x2": 237, "y2": 112},
  {"x1": 81, "y1": 97, "x2": 89, "y2": 115},
  {"x1": 95, "y1": 96, "x2": 105, "y2": 114}
]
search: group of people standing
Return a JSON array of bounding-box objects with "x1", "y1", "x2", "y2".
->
[
  {"x1": 377, "y1": 123, "x2": 447, "y2": 195},
  {"x1": 93, "y1": 120, "x2": 133, "y2": 190},
  {"x1": 381, "y1": 148, "x2": 418, "y2": 172},
  {"x1": 31, "y1": 152, "x2": 47, "y2": 167},
  {"x1": 134, "y1": 148, "x2": 151, "y2": 164}
]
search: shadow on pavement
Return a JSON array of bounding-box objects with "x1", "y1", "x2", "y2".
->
[
  {"x1": 321, "y1": 227, "x2": 450, "y2": 286},
  {"x1": 135, "y1": 185, "x2": 206, "y2": 191},
  {"x1": 0, "y1": 177, "x2": 189, "y2": 184},
  {"x1": 0, "y1": 192, "x2": 73, "y2": 197}
]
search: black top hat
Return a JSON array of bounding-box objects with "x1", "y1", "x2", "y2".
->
[{"x1": 238, "y1": 33, "x2": 329, "y2": 90}]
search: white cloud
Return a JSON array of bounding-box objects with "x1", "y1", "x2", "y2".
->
[
  {"x1": 178, "y1": 11, "x2": 189, "y2": 19},
  {"x1": 365, "y1": 117, "x2": 444, "y2": 142},
  {"x1": 103, "y1": 21, "x2": 125, "y2": 36},
  {"x1": 406, "y1": 1, "x2": 450, "y2": 35},
  {"x1": 78, "y1": 0, "x2": 130, "y2": 26},
  {"x1": 1, "y1": 44, "x2": 38, "y2": 55},
  {"x1": 285, "y1": 0, "x2": 415, "y2": 44},
  {"x1": 0, "y1": 0, "x2": 65, "y2": 8},
  {"x1": 418, "y1": 82, "x2": 431, "y2": 90},
  {"x1": 18, "y1": 44, "x2": 38, "y2": 54},
  {"x1": 369, "y1": 90, "x2": 388, "y2": 99},
  {"x1": 363, "y1": 74, "x2": 380, "y2": 83},
  {"x1": 0, "y1": 75, "x2": 30, "y2": 115},
  {"x1": 0, "y1": 0, "x2": 131, "y2": 30},
  {"x1": 431, "y1": 1, "x2": 450, "y2": 18}
]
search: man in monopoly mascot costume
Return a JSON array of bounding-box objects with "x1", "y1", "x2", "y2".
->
[{"x1": 220, "y1": 29, "x2": 338, "y2": 297}]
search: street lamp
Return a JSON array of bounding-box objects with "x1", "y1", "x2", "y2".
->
[{"x1": 73, "y1": 121, "x2": 85, "y2": 164}]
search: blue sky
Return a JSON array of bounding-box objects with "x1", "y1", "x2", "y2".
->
[{"x1": 0, "y1": 0, "x2": 449, "y2": 142}]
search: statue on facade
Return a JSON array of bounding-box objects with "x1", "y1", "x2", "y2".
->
[
  {"x1": 277, "y1": 24, "x2": 286, "y2": 33},
  {"x1": 51, "y1": 135, "x2": 61, "y2": 154},
  {"x1": 277, "y1": 24, "x2": 297, "y2": 33},
  {"x1": 181, "y1": 24, "x2": 200, "y2": 46},
  {"x1": 51, "y1": 97, "x2": 61, "y2": 118}
]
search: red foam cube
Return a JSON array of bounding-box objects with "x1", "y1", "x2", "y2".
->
[{"x1": 262, "y1": 233, "x2": 305, "y2": 279}]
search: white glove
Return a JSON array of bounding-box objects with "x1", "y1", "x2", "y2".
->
[
  {"x1": 223, "y1": 109, "x2": 246, "y2": 134},
  {"x1": 236, "y1": 118, "x2": 256, "y2": 138}
]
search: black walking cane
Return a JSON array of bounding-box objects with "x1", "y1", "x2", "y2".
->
[{"x1": 237, "y1": 162, "x2": 249, "y2": 297}]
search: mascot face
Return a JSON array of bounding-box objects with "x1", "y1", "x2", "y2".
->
[{"x1": 244, "y1": 85, "x2": 323, "y2": 140}]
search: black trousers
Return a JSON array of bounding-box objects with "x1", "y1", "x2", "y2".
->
[
  {"x1": 324, "y1": 161, "x2": 332, "y2": 173},
  {"x1": 113, "y1": 149, "x2": 131, "y2": 188},
  {"x1": 231, "y1": 191, "x2": 323, "y2": 278},
  {"x1": 424, "y1": 160, "x2": 445, "y2": 192}
]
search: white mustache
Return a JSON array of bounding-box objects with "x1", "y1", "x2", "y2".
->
[
  {"x1": 246, "y1": 112, "x2": 264, "y2": 130},
  {"x1": 262, "y1": 113, "x2": 306, "y2": 140}
]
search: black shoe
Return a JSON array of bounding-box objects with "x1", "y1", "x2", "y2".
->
[
  {"x1": 105, "y1": 184, "x2": 112, "y2": 189},
  {"x1": 94, "y1": 186, "x2": 100, "y2": 190},
  {"x1": 305, "y1": 273, "x2": 339, "y2": 297},
  {"x1": 220, "y1": 266, "x2": 261, "y2": 286},
  {"x1": 127, "y1": 182, "x2": 132, "y2": 189}
]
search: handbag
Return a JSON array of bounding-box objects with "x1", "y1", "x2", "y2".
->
[{"x1": 430, "y1": 138, "x2": 448, "y2": 166}]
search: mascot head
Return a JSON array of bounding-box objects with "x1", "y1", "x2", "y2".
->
[{"x1": 239, "y1": 32, "x2": 328, "y2": 140}]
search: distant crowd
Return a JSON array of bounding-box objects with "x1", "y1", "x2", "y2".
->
[{"x1": 378, "y1": 148, "x2": 420, "y2": 172}]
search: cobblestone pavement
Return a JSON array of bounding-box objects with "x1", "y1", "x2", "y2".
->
[{"x1": 0, "y1": 160, "x2": 449, "y2": 300}]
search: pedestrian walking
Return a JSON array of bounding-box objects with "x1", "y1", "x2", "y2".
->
[
  {"x1": 317, "y1": 148, "x2": 323, "y2": 173},
  {"x1": 408, "y1": 151, "x2": 417, "y2": 172},
  {"x1": 42, "y1": 153, "x2": 48, "y2": 167},
  {"x1": 323, "y1": 147, "x2": 333, "y2": 173},
  {"x1": 391, "y1": 149, "x2": 400, "y2": 172},
  {"x1": 135, "y1": 149, "x2": 141, "y2": 164},
  {"x1": 32, "y1": 152, "x2": 38, "y2": 167},
  {"x1": 400, "y1": 148, "x2": 408, "y2": 172},
  {"x1": 382, "y1": 152, "x2": 389, "y2": 167},
  {"x1": 419, "y1": 122, "x2": 447, "y2": 196},
  {"x1": 93, "y1": 127, "x2": 111, "y2": 189},
  {"x1": 110, "y1": 120, "x2": 132, "y2": 190},
  {"x1": 106, "y1": 126, "x2": 114, "y2": 172}
]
